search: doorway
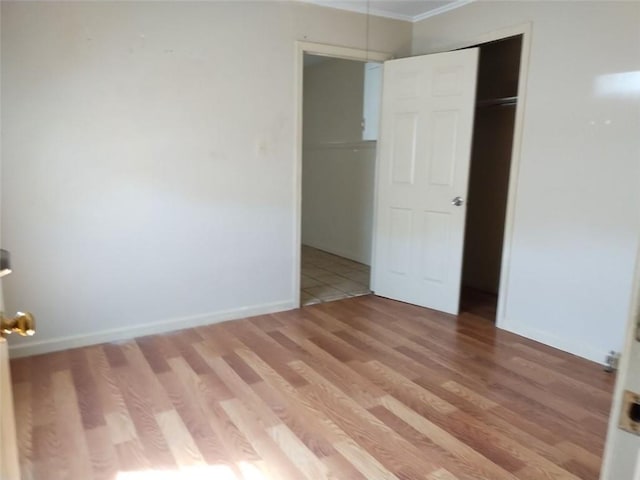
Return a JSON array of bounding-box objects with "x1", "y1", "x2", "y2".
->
[
  {"x1": 460, "y1": 35, "x2": 523, "y2": 322},
  {"x1": 299, "y1": 54, "x2": 381, "y2": 306},
  {"x1": 293, "y1": 42, "x2": 391, "y2": 309}
]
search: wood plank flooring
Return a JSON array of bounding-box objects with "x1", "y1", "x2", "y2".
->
[{"x1": 10, "y1": 295, "x2": 614, "y2": 479}]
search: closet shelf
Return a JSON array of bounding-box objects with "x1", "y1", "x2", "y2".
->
[{"x1": 476, "y1": 96, "x2": 517, "y2": 108}]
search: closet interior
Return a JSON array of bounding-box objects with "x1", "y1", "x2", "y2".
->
[{"x1": 460, "y1": 35, "x2": 523, "y2": 322}]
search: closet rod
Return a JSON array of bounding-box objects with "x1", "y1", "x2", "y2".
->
[{"x1": 476, "y1": 96, "x2": 517, "y2": 108}]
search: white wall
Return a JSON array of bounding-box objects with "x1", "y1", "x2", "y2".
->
[
  {"x1": 412, "y1": 1, "x2": 640, "y2": 362},
  {"x1": 0, "y1": 1, "x2": 411, "y2": 356},
  {"x1": 4, "y1": 0, "x2": 638, "y2": 366},
  {"x1": 302, "y1": 58, "x2": 375, "y2": 264}
]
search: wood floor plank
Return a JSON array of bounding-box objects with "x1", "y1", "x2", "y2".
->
[
  {"x1": 155, "y1": 409, "x2": 206, "y2": 467},
  {"x1": 13, "y1": 382, "x2": 33, "y2": 479},
  {"x1": 398, "y1": 342, "x2": 606, "y2": 453},
  {"x1": 30, "y1": 357, "x2": 56, "y2": 429},
  {"x1": 237, "y1": 349, "x2": 359, "y2": 454},
  {"x1": 220, "y1": 398, "x2": 306, "y2": 480},
  {"x1": 555, "y1": 440, "x2": 604, "y2": 479},
  {"x1": 428, "y1": 468, "x2": 460, "y2": 480},
  {"x1": 84, "y1": 425, "x2": 119, "y2": 480},
  {"x1": 168, "y1": 354, "x2": 260, "y2": 465},
  {"x1": 434, "y1": 383, "x2": 573, "y2": 467},
  {"x1": 332, "y1": 438, "x2": 401, "y2": 480},
  {"x1": 202, "y1": 355, "x2": 282, "y2": 430},
  {"x1": 367, "y1": 403, "x2": 482, "y2": 480},
  {"x1": 32, "y1": 423, "x2": 65, "y2": 480},
  {"x1": 321, "y1": 452, "x2": 369, "y2": 480},
  {"x1": 51, "y1": 370, "x2": 93, "y2": 479},
  {"x1": 10, "y1": 296, "x2": 614, "y2": 479},
  {"x1": 266, "y1": 423, "x2": 331, "y2": 480},
  {"x1": 69, "y1": 348, "x2": 106, "y2": 431},
  {"x1": 157, "y1": 363, "x2": 228, "y2": 464},
  {"x1": 291, "y1": 360, "x2": 446, "y2": 479},
  {"x1": 334, "y1": 328, "x2": 429, "y2": 380},
  {"x1": 111, "y1": 366, "x2": 177, "y2": 469},
  {"x1": 288, "y1": 339, "x2": 386, "y2": 409},
  {"x1": 222, "y1": 321, "x2": 309, "y2": 387},
  {"x1": 85, "y1": 346, "x2": 126, "y2": 420},
  {"x1": 350, "y1": 359, "x2": 457, "y2": 415},
  {"x1": 113, "y1": 439, "x2": 150, "y2": 472},
  {"x1": 379, "y1": 394, "x2": 519, "y2": 480},
  {"x1": 119, "y1": 341, "x2": 174, "y2": 414},
  {"x1": 253, "y1": 380, "x2": 338, "y2": 459}
]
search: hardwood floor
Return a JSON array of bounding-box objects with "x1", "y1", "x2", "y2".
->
[{"x1": 10, "y1": 295, "x2": 614, "y2": 480}]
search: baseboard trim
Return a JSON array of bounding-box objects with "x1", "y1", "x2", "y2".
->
[
  {"x1": 500, "y1": 319, "x2": 608, "y2": 365},
  {"x1": 8, "y1": 300, "x2": 296, "y2": 359}
]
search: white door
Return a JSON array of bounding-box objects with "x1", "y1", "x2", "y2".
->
[
  {"x1": 600, "y1": 242, "x2": 640, "y2": 479},
  {"x1": 0, "y1": 269, "x2": 20, "y2": 479},
  {"x1": 371, "y1": 49, "x2": 479, "y2": 314},
  {"x1": 0, "y1": 339, "x2": 19, "y2": 480}
]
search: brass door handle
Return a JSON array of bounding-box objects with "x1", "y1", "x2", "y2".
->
[{"x1": 1, "y1": 312, "x2": 35, "y2": 337}]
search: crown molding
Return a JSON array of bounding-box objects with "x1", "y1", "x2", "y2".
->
[
  {"x1": 301, "y1": 0, "x2": 414, "y2": 22},
  {"x1": 412, "y1": 0, "x2": 475, "y2": 22},
  {"x1": 299, "y1": 0, "x2": 474, "y2": 23}
]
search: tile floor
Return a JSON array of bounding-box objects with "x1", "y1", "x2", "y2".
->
[{"x1": 300, "y1": 245, "x2": 371, "y2": 306}]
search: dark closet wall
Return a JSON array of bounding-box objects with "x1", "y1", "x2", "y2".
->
[{"x1": 462, "y1": 36, "x2": 522, "y2": 294}]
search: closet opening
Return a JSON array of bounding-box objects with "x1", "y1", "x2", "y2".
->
[{"x1": 460, "y1": 34, "x2": 523, "y2": 323}]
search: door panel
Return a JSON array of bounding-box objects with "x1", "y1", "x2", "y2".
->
[
  {"x1": 391, "y1": 113, "x2": 418, "y2": 184},
  {"x1": 429, "y1": 110, "x2": 459, "y2": 185},
  {"x1": 601, "y1": 242, "x2": 640, "y2": 479},
  {"x1": 421, "y1": 210, "x2": 449, "y2": 282},
  {"x1": 388, "y1": 207, "x2": 412, "y2": 274},
  {"x1": 372, "y1": 49, "x2": 479, "y2": 314}
]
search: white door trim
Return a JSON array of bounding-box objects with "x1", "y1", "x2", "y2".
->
[
  {"x1": 425, "y1": 23, "x2": 532, "y2": 330},
  {"x1": 294, "y1": 25, "x2": 531, "y2": 320},
  {"x1": 293, "y1": 41, "x2": 393, "y2": 306},
  {"x1": 600, "y1": 234, "x2": 640, "y2": 478},
  {"x1": 0, "y1": 338, "x2": 20, "y2": 479}
]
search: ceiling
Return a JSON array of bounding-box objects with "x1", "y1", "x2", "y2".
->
[{"x1": 303, "y1": 0, "x2": 473, "y2": 22}]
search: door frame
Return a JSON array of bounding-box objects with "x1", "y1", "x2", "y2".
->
[
  {"x1": 600, "y1": 236, "x2": 640, "y2": 478},
  {"x1": 292, "y1": 41, "x2": 393, "y2": 306},
  {"x1": 1, "y1": 337, "x2": 20, "y2": 479},
  {"x1": 431, "y1": 22, "x2": 532, "y2": 326},
  {"x1": 293, "y1": 23, "x2": 531, "y2": 321}
]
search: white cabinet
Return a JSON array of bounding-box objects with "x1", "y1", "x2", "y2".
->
[{"x1": 362, "y1": 62, "x2": 382, "y2": 141}]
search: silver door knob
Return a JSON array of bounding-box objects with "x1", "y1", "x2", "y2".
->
[{"x1": 452, "y1": 196, "x2": 464, "y2": 206}]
